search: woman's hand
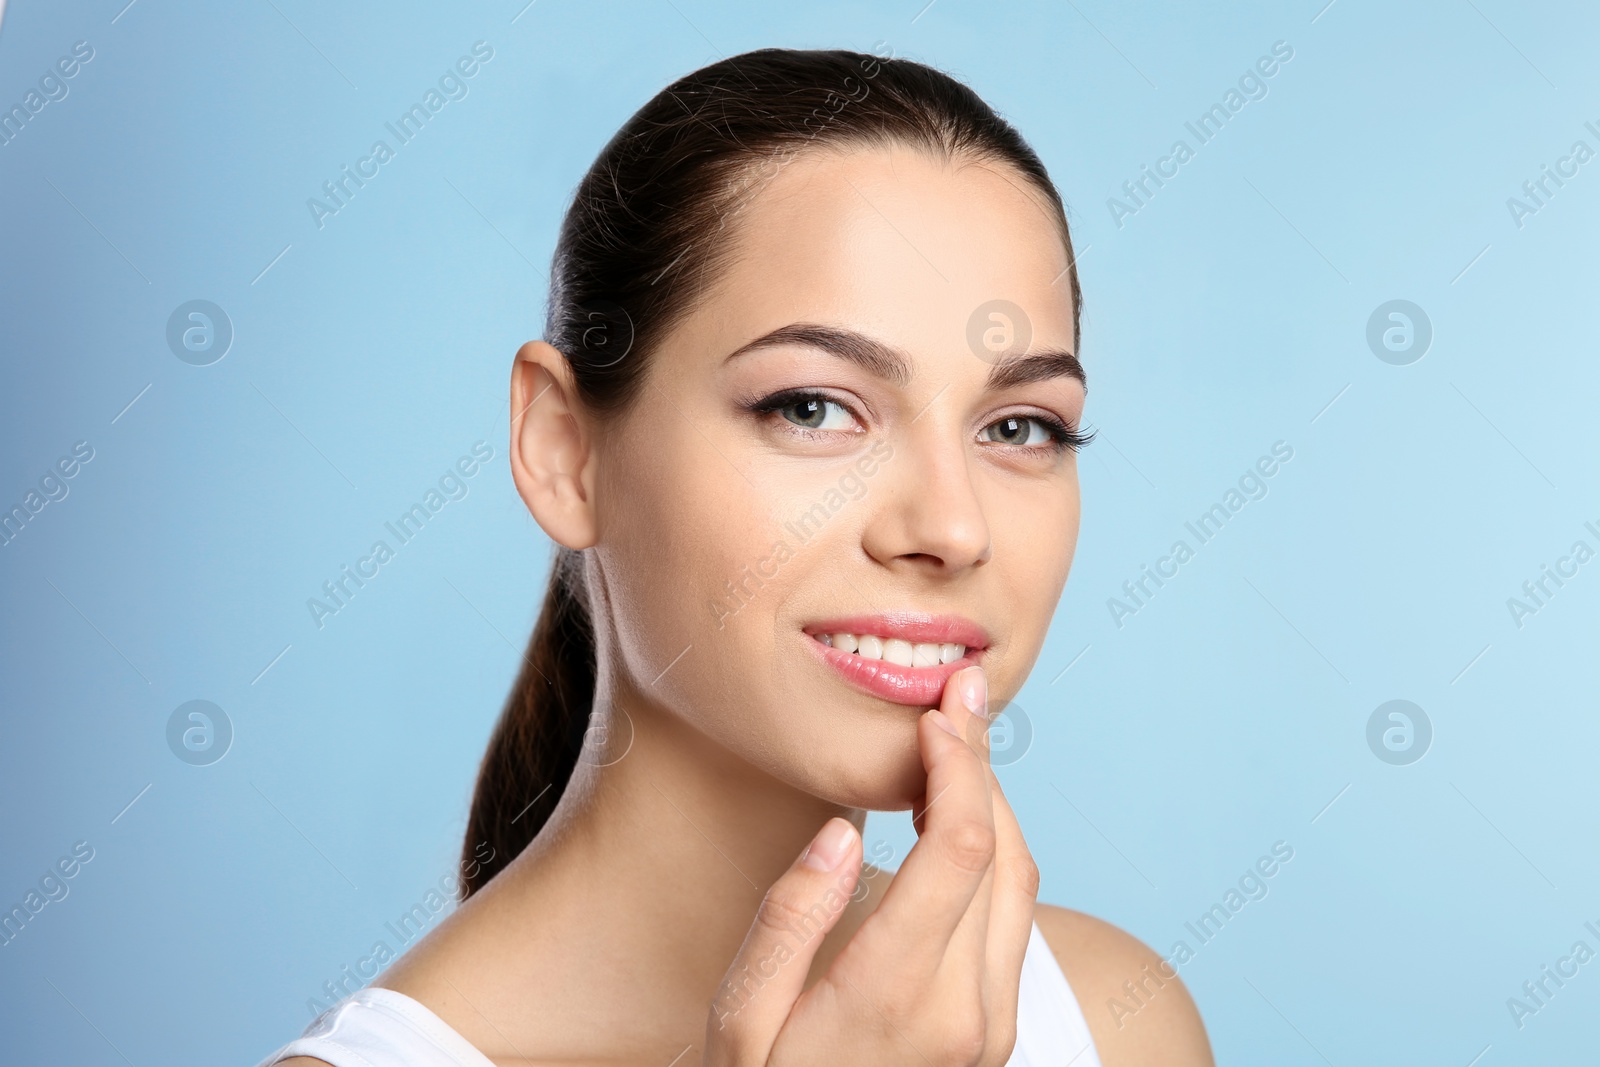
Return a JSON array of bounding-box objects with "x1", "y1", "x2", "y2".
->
[{"x1": 702, "y1": 665, "x2": 1040, "y2": 1066}]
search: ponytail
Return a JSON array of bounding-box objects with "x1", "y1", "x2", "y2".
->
[
  {"x1": 459, "y1": 47, "x2": 1080, "y2": 893},
  {"x1": 459, "y1": 547, "x2": 593, "y2": 897}
]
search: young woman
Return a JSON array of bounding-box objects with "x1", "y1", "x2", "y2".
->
[{"x1": 260, "y1": 47, "x2": 1212, "y2": 1067}]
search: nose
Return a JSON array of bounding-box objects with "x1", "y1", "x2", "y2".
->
[{"x1": 860, "y1": 415, "x2": 991, "y2": 574}]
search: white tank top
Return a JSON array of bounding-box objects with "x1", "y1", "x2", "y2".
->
[{"x1": 255, "y1": 920, "x2": 1100, "y2": 1067}]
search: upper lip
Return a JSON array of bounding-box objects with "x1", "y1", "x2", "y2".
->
[{"x1": 802, "y1": 611, "x2": 991, "y2": 650}]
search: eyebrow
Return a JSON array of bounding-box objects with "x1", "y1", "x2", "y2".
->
[{"x1": 724, "y1": 322, "x2": 1086, "y2": 392}]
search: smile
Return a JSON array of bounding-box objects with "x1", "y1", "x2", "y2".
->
[{"x1": 802, "y1": 613, "x2": 988, "y2": 706}]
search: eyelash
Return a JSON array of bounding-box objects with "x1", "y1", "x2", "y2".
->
[{"x1": 743, "y1": 388, "x2": 1095, "y2": 454}]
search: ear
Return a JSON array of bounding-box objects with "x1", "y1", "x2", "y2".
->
[{"x1": 509, "y1": 340, "x2": 598, "y2": 550}]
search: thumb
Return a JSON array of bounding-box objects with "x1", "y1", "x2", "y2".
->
[
  {"x1": 912, "y1": 666, "x2": 985, "y2": 838},
  {"x1": 703, "y1": 817, "x2": 862, "y2": 1066}
]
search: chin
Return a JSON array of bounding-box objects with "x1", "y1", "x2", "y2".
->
[{"x1": 790, "y1": 720, "x2": 930, "y2": 812}]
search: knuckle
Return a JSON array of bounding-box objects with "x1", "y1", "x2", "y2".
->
[
  {"x1": 940, "y1": 817, "x2": 997, "y2": 874},
  {"x1": 935, "y1": 1006, "x2": 988, "y2": 1065},
  {"x1": 753, "y1": 884, "x2": 824, "y2": 936},
  {"x1": 1005, "y1": 851, "x2": 1041, "y2": 899}
]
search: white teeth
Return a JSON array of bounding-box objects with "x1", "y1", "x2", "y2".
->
[{"x1": 816, "y1": 632, "x2": 967, "y2": 666}]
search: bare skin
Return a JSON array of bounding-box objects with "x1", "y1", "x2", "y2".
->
[{"x1": 278, "y1": 143, "x2": 1211, "y2": 1066}]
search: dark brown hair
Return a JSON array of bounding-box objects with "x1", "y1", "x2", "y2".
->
[{"x1": 459, "y1": 46, "x2": 1082, "y2": 896}]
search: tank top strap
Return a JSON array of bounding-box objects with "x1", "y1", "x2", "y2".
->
[
  {"x1": 254, "y1": 986, "x2": 497, "y2": 1067},
  {"x1": 1007, "y1": 920, "x2": 1103, "y2": 1066}
]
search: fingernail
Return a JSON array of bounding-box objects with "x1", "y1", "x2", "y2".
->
[
  {"x1": 928, "y1": 709, "x2": 961, "y2": 738},
  {"x1": 960, "y1": 667, "x2": 987, "y2": 716},
  {"x1": 802, "y1": 817, "x2": 856, "y2": 871}
]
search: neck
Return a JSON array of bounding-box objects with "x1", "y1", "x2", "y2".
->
[{"x1": 433, "y1": 672, "x2": 870, "y2": 1059}]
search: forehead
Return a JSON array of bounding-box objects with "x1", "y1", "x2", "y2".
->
[{"x1": 686, "y1": 143, "x2": 1077, "y2": 367}]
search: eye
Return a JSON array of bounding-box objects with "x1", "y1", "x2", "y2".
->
[
  {"x1": 747, "y1": 389, "x2": 861, "y2": 433},
  {"x1": 980, "y1": 413, "x2": 1094, "y2": 453},
  {"x1": 982, "y1": 415, "x2": 1051, "y2": 447},
  {"x1": 781, "y1": 396, "x2": 854, "y2": 431}
]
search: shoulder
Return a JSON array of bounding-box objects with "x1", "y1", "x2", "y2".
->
[{"x1": 1032, "y1": 903, "x2": 1213, "y2": 1067}]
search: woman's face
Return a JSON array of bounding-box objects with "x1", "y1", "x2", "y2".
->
[{"x1": 589, "y1": 143, "x2": 1084, "y2": 808}]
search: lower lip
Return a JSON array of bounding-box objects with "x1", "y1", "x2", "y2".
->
[{"x1": 804, "y1": 634, "x2": 982, "y2": 706}]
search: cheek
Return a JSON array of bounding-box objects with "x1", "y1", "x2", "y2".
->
[
  {"x1": 996, "y1": 473, "x2": 1080, "y2": 654},
  {"x1": 593, "y1": 418, "x2": 797, "y2": 713}
]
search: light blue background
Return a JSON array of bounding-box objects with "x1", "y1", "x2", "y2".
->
[{"x1": 2, "y1": 0, "x2": 1596, "y2": 1063}]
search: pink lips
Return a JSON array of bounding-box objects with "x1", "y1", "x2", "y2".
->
[{"x1": 802, "y1": 612, "x2": 989, "y2": 707}]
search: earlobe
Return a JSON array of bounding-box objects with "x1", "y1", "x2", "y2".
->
[{"x1": 509, "y1": 340, "x2": 598, "y2": 550}]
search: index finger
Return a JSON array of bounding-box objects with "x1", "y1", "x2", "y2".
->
[
  {"x1": 946, "y1": 672, "x2": 1037, "y2": 990},
  {"x1": 981, "y1": 761, "x2": 1039, "y2": 1021},
  {"x1": 848, "y1": 667, "x2": 996, "y2": 981}
]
